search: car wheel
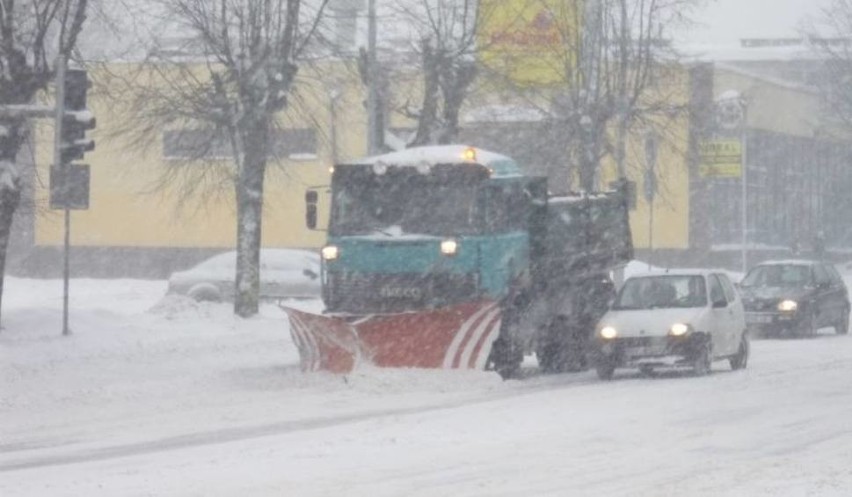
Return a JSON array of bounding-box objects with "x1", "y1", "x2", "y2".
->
[
  {"x1": 836, "y1": 305, "x2": 849, "y2": 335},
  {"x1": 596, "y1": 359, "x2": 616, "y2": 380},
  {"x1": 729, "y1": 333, "x2": 749, "y2": 370},
  {"x1": 187, "y1": 283, "x2": 222, "y2": 302},
  {"x1": 798, "y1": 309, "x2": 817, "y2": 338},
  {"x1": 692, "y1": 341, "x2": 712, "y2": 376}
]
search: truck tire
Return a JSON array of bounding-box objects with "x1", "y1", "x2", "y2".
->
[
  {"x1": 537, "y1": 318, "x2": 588, "y2": 374},
  {"x1": 488, "y1": 337, "x2": 523, "y2": 380}
]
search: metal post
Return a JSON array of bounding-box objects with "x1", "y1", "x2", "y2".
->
[
  {"x1": 329, "y1": 89, "x2": 340, "y2": 164},
  {"x1": 53, "y1": 56, "x2": 71, "y2": 336},
  {"x1": 741, "y1": 104, "x2": 748, "y2": 274},
  {"x1": 648, "y1": 199, "x2": 654, "y2": 271},
  {"x1": 366, "y1": 0, "x2": 379, "y2": 155}
]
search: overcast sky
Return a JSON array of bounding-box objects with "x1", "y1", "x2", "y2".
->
[{"x1": 677, "y1": 0, "x2": 832, "y2": 45}]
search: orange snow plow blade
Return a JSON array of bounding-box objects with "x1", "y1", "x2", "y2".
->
[{"x1": 283, "y1": 301, "x2": 502, "y2": 373}]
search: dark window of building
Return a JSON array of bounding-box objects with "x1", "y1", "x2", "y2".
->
[{"x1": 163, "y1": 128, "x2": 317, "y2": 160}]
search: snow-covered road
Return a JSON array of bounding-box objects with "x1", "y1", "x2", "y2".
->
[{"x1": 3, "y1": 277, "x2": 852, "y2": 496}]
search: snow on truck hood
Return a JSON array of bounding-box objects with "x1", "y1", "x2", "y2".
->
[{"x1": 599, "y1": 307, "x2": 711, "y2": 337}]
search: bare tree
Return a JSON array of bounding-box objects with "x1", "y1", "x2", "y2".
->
[
  {"x1": 811, "y1": 1, "x2": 852, "y2": 131},
  {"x1": 0, "y1": 0, "x2": 90, "y2": 327},
  {"x1": 481, "y1": 0, "x2": 697, "y2": 191},
  {"x1": 123, "y1": 0, "x2": 329, "y2": 317},
  {"x1": 391, "y1": 0, "x2": 481, "y2": 146}
]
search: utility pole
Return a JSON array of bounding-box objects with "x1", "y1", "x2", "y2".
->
[
  {"x1": 615, "y1": 0, "x2": 629, "y2": 180},
  {"x1": 579, "y1": 0, "x2": 602, "y2": 191},
  {"x1": 53, "y1": 56, "x2": 71, "y2": 336},
  {"x1": 644, "y1": 132, "x2": 658, "y2": 270},
  {"x1": 366, "y1": 0, "x2": 380, "y2": 155},
  {"x1": 741, "y1": 103, "x2": 749, "y2": 273}
]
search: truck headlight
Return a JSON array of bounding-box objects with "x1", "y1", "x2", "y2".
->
[
  {"x1": 440, "y1": 239, "x2": 458, "y2": 256},
  {"x1": 669, "y1": 323, "x2": 691, "y2": 337},
  {"x1": 600, "y1": 326, "x2": 618, "y2": 340},
  {"x1": 321, "y1": 245, "x2": 339, "y2": 261},
  {"x1": 778, "y1": 300, "x2": 798, "y2": 312}
]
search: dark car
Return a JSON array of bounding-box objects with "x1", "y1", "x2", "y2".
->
[{"x1": 740, "y1": 260, "x2": 849, "y2": 337}]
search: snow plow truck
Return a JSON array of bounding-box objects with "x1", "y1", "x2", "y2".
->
[{"x1": 284, "y1": 145, "x2": 633, "y2": 378}]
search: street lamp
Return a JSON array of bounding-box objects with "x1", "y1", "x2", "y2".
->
[{"x1": 715, "y1": 90, "x2": 748, "y2": 273}]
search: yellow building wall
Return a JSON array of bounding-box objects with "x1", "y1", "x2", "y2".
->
[
  {"x1": 714, "y1": 67, "x2": 819, "y2": 137},
  {"x1": 600, "y1": 66, "x2": 693, "y2": 250},
  {"x1": 33, "y1": 57, "x2": 694, "y2": 254},
  {"x1": 34, "y1": 61, "x2": 367, "y2": 250}
]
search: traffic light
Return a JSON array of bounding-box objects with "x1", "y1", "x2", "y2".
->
[{"x1": 60, "y1": 69, "x2": 96, "y2": 165}]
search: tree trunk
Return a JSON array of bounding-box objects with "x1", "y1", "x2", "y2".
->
[
  {"x1": 438, "y1": 62, "x2": 476, "y2": 145},
  {"x1": 233, "y1": 118, "x2": 268, "y2": 318},
  {"x1": 410, "y1": 41, "x2": 440, "y2": 147},
  {"x1": 578, "y1": 120, "x2": 600, "y2": 192},
  {"x1": 0, "y1": 126, "x2": 23, "y2": 330},
  {"x1": 0, "y1": 177, "x2": 20, "y2": 331}
]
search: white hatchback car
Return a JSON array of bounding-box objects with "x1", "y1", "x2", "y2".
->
[{"x1": 594, "y1": 270, "x2": 749, "y2": 380}]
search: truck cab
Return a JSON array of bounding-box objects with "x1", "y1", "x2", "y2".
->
[{"x1": 315, "y1": 145, "x2": 537, "y2": 314}]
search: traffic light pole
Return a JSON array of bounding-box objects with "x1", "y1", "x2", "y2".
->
[{"x1": 53, "y1": 56, "x2": 71, "y2": 336}]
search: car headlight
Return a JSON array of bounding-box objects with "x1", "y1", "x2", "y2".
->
[
  {"x1": 440, "y1": 239, "x2": 458, "y2": 256},
  {"x1": 321, "y1": 245, "x2": 339, "y2": 261},
  {"x1": 669, "y1": 323, "x2": 691, "y2": 337},
  {"x1": 599, "y1": 326, "x2": 618, "y2": 340},
  {"x1": 778, "y1": 299, "x2": 798, "y2": 312}
]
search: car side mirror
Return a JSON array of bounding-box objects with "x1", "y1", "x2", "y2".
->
[
  {"x1": 305, "y1": 190, "x2": 318, "y2": 230},
  {"x1": 303, "y1": 268, "x2": 319, "y2": 280},
  {"x1": 713, "y1": 298, "x2": 727, "y2": 309}
]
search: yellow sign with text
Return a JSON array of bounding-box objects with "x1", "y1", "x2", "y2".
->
[
  {"x1": 477, "y1": 0, "x2": 579, "y2": 86},
  {"x1": 699, "y1": 139, "x2": 742, "y2": 178}
]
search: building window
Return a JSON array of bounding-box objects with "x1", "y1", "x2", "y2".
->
[
  {"x1": 163, "y1": 128, "x2": 317, "y2": 160},
  {"x1": 163, "y1": 128, "x2": 230, "y2": 160}
]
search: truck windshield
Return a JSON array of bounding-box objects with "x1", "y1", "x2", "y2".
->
[
  {"x1": 329, "y1": 167, "x2": 481, "y2": 236},
  {"x1": 613, "y1": 275, "x2": 707, "y2": 310}
]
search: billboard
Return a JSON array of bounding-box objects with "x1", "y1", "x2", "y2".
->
[
  {"x1": 698, "y1": 139, "x2": 742, "y2": 178},
  {"x1": 477, "y1": 0, "x2": 580, "y2": 87}
]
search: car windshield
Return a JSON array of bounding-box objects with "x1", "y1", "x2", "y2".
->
[
  {"x1": 741, "y1": 264, "x2": 812, "y2": 288},
  {"x1": 613, "y1": 275, "x2": 707, "y2": 310}
]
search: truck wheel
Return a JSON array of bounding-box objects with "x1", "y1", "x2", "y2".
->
[
  {"x1": 729, "y1": 334, "x2": 749, "y2": 370},
  {"x1": 487, "y1": 337, "x2": 523, "y2": 380},
  {"x1": 536, "y1": 342, "x2": 561, "y2": 374},
  {"x1": 537, "y1": 319, "x2": 588, "y2": 374}
]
